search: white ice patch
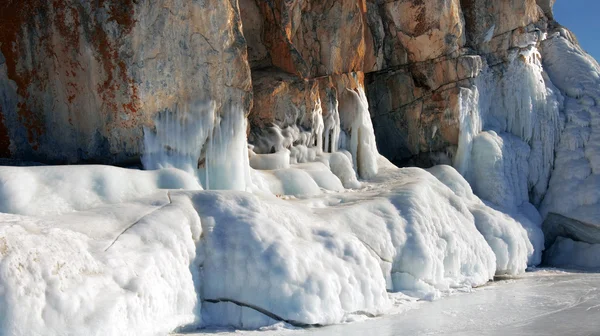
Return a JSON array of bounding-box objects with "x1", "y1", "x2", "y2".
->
[
  {"x1": 0, "y1": 165, "x2": 201, "y2": 216},
  {"x1": 191, "y1": 190, "x2": 390, "y2": 327},
  {"x1": 470, "y1": 131, "x2": 530, "y2": 212},
  {"x1": 540, "y1": 33, "x2": 600, "y2": 225},
  {"x1": 0, "y1": 194, "x2": 202, "y2": 336},
  {"x1": 428, "y1": 165, "x2": 535, "y2": 274},
  {"x1": 338, "y1": 87, "x2": 379, "y2": 179}
]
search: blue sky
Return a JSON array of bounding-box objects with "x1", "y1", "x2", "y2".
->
[{"x1": 553, "y1": 1, "x2": 600, "y2": 61}]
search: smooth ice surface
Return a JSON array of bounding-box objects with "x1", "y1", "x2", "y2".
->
[{"x1": 179, "y1": 270, "x2": 600, "y2": 336}]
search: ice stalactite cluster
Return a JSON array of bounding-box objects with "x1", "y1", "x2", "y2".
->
[
  {"x1": 484, "y1": 47, "x2": 563, "y2": 206},
  {"x1": 323, "y1": 88, "x2": 341, "y2": 155},
  {"x1": 452, "y1": 27, "x2": 600, "y2": 270},
  {"x1": 338, "y1": 87, "x2": 379, "y2": 179},
  {"x1": 540, "y1": 30, "x2": 600, "y2": 225},
  {"x1": 457, "y1": 46, "x2": 562, "y2": 209},
  {"x1": 142, "y1": 101, "x2": 216, "y2": 175},
  {"x1": 143, "y1": 102, "x2": 252, "y2": 191},
  {"x1": 248, "y1": 83, "x2": 379, "y2": 184}
]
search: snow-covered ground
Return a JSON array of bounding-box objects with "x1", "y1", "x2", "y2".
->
[{"x1": 176, "y1": 270, "x2": 600, "y2": 336}]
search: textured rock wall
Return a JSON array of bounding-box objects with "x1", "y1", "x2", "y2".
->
[
  {"x1": 0, "y1": 0, "x2": 251, "y2": 164},
  {"x1": 365, "y1": 0, "x2": 548, "y2": 166},
  {"x1": 0, "y1": 0, "x2": 562, "y2": 168}
]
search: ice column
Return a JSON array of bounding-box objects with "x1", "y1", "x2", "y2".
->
[
  {"x1": 142, "y1": 101, "x2": 251, "y2": 191},
  {"x1": 338, "y1": 86, "x2": 379, "y2": 179},
  {"x1": 142, "y1": 101, "x2": 216, "y2": 175}
]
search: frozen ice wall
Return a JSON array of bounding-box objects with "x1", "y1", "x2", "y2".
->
[
  {"x1": 142, "y1": 101, "x2": 216, "y2": 174},
  {"x1": 143, "y1": 102, "x2": 251, "y2": 191},
  {"x1": 457, "y1": 46, "x2": 562, "y2": 209},
  {"x1": 453, "y1": 25, "x2": 600, "y2": 268},
  {"x1": 540, "y1": 29, "x2": 600, "y2": 225},
  {"x1": 452, "y1": 43, "x2": 565, "y2": 265}
]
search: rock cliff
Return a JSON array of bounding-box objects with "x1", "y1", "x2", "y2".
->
[{"x1": 0, "y1": 0, "x2": 251, "y2": 164}]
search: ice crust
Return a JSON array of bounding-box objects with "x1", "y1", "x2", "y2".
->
[
  {"x1": 428, "y1": 165, "x2": 535, "y2": 274},
  {"x1": 0, "y1": 195, "x2": 202, "y2": 336}
]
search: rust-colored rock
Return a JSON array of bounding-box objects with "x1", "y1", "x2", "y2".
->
[
  {"x1": 460, "y1": 0, "x2": 541, "y2": 48},
  {"x1": 0, "y1": 0, "x2": 251, "y2": 164},
  {"x1": 256, "y1": 0, "x2": 368, "y2": 78},
  {"x1": 364, "y1": 0, "x2": 465, "y2": 70}
]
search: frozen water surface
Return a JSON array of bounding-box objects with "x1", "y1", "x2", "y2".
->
[{"x1": 177, "y1": 270, "x2": 600, "y2": 336}]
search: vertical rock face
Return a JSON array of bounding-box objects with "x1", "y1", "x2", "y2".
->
[
  {"x1": 255, "y1": 0, "x2": 368, "y2": 78},
  {"x1": 366, "y1": 0, "x2": 466, "y2": 69},
  {"x1": 460, "y1": 0, "x2": 541, "y2": 47},
  {"x1": 364, "y1": 0, "x2": 549, "y2": 167},
  {"x1": 0, "y1": 0, "x2": 251, "y2": 164}
]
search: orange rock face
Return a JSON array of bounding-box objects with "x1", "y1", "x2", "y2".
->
[
  {"x1": 0, "y1": 0, "x2": 251, "y2": 164},
  {"x1": 257, "y1": 0, "x2": 368, "y2": 78}
]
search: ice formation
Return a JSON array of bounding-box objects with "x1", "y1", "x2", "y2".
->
[
  {"x1": 428, "y1": 165, "x2": 534, "y2": 274},
  {"x1": 143, "y1": 102, "x2": 252, "y2": 191},
  {"x1": 0, "y1": 159, "x2": 507, "y2": 335},
  {"x1": 539, "y1": 29, "x2": 600, "y2": 225},
  {"x1": 449, "y1": 26, "x2": 581, "y2": 268},
  {"x1": 0, "y1": 194, "x2": 202, "y2": 336},
  {"x1": 451, "y1": 25, "x2": 600, "y2": 271},
  {"x1": 0, "y1": 165, "x2": 201, "y2": 216},
  {"x1": 338, "y1": 87, "x2": 379, "y2": 179},
  {"x1": 142, "y1": 101, "x2": 216, "y2": 174},
  {"x1": 456, "y1": 46, "x2": 562, "y2": 208}
]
